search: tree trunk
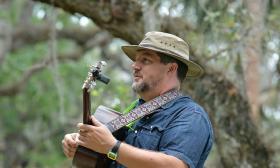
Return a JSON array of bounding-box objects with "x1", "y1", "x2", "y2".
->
[
  {"x1": 243, "y1": 0, "x2": 267, "y2": 124},
  {"x1": 183, "y1": 69, "x2": 272, "y2": 167}
]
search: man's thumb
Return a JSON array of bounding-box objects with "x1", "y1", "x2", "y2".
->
[{"x1": 91, "y1": 116, "x2": 102, "y2": 126}]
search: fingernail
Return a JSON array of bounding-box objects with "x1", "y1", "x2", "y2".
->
[{"x1": 77, "y1": 123, "x2": 82, "y2": 127}]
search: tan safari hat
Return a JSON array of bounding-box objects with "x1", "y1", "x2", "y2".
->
[{"x1": 121, "y1": 31, "x2": 204, "y2": 78}]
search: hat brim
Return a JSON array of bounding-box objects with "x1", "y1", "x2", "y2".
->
[{"x1": 121, "y1": 45, "x2": 204, "y2": 78}]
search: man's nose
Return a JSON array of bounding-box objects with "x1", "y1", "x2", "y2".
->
[{"x1": 131, "y1": 61, "x2": 141, "y2": 70}]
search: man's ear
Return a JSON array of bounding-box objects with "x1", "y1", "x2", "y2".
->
[{"x1": 168, "y1": 63, "x2": 178, "y2": 74}]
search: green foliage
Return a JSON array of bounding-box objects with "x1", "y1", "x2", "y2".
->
[
  {"x1": 268, "y1": 8, "x2": 280, "y2": 32},
  {"x1": 10, "y1": 0, "x2": 24, "y2": 23},
  {"x1": 0, "y1": 46, "x2": 134, "y2": 167},
  {"x1": 0, "y1": 2, "x2": 134, "y2": 165}
]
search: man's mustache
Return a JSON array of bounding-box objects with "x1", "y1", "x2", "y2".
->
[{"x1": 133, "y1": 71, "x2": 142, "y2": 77}]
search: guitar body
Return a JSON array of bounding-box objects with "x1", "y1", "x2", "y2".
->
[
  {"x1": 72, "y1": 127, "x2": 127, "y2": 168},
  {"x1": 72, "y1": 146, "x2": 109, "y2": 168},
  {"x1": 72, "y1": 78, "x2": 125, "y2": 168}
]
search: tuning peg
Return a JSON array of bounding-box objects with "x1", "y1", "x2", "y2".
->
[
  {"x1": 100, "y1": 61, "x2": 107, "y2": 66},
  {"x1": 96, "y1": 61, "x2": 107, "y2": 69},
  {"x1": 91, "y1": 81, "x2": 96, "y2": 87},
  {"x1": 87, "y1": 81, "x2": 96, "y2": 92}
]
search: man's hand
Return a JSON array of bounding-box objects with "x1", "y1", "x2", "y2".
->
[
  {"x1": 77, "y1": 116, "x2": 117, "y2": 154},
  {"x1": 61, "y1": 133, "x2": 78, "y2": 158}
]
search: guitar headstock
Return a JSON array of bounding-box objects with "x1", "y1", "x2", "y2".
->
[{"x1": 82, "y1": 61, "x2": 109, "y2": 92}]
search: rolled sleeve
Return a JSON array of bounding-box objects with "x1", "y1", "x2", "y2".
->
[
  {"x1": 159, "y1": 107, "x2": 211, "y2": 168},
  {"x1": 162, "y1": 150, "x2": 195, "y2": 168}
]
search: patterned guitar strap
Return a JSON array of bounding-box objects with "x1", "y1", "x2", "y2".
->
[{"x1": 106, "y1": 89, "x2": 182, "y2": 132}]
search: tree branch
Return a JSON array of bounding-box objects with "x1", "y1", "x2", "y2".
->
[
  {"x1": 11, "y1": 24, "x2": 101, "y2": 51},
  {"x1": 205, "y1": 47, "x2": 231, "y2": 62},
  {"x1": 33, "y1": 0, "x2": 144, "y2": 44},
  {"x1": 0, "y1": 30, "x2": 117, "y2": 97},
  {"x1": 0, "y1": 47, "x2": 84, "y2": 96}
]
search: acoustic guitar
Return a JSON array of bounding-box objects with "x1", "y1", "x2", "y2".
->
[{"x1": 72, "y1": 61, "x2": 125, "y2": 168}]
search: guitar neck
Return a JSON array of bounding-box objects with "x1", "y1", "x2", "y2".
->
[{"x1": 83, "y1": 88, "x2": 92, "y2": 125}]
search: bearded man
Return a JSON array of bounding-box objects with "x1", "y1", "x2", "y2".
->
[{"x1": 62, "y1": 31, "x2": 214, "y2": 168}]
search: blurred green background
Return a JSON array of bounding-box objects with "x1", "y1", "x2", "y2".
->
[{"x1": 0, "y1": 0, "x2": 279, "y2": 167}]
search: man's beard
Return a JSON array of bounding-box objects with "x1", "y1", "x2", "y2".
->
[
  {"x1": 132, "y1": 78, "x2": 162, "y2": 93},
  {"x1": 132, "y1": 81, "x2": 149, "y2": 93}
]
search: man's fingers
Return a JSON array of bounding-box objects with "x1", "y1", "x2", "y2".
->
[
  {"x1": 70, "y1": 133, "x2": 78, "y2": 140},
  {"x1": 64, "y1": 144, "x2": 77, "y2": 158},
  {"x1": 76, "y1": 138, "x2": 86, "y2": 148},
  {"x1": 91, "y1": 116, "x2": 102, "y2": 126},
  {"x1": 64, "y1": 148, "x2": 76, "y2": 158},
  {"x1": 63, "y1": 147, "x2": 70, "y2": 157},
  {"x1": 77, "y1": 123, "x2": 94, "y2": 131},
  {"x1": 62, "y1": 139, "x2": 76, "y2": 150},
  {"x1": 77, "y1": 117, "x2": 103, "y2": 132},
  {"x1": 61, "y1": 133, "x2": 78, "y2": 158},
  {"x1": 78, "y1": 130, "x2": 87, "y2": 137},
  {"x1": 65, "y1": 135, "x2": 77, "y2": 147},
  {"x1": 77, "y1": 133, "x2": 87, "y2": 142}
]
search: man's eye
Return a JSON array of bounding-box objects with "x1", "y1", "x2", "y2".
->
[{"x1": 142, "y1": 59, "x2": 151, "y2": 64}]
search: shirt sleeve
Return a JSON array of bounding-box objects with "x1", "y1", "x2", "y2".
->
[{"x1": 159, "y1": 105, "x2": 211, "y2": 168}]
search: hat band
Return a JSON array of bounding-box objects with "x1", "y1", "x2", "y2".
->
[{"x1": 139, "y1": 43, "x2": 189, "y2": 61}]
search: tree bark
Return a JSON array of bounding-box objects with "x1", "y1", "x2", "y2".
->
[
  {"x1": 34, "y1": 0, "x2": 144, "y2": 44},
  {"x1": 243, "y1": 0, "x2": 267, "y2": 124},
  {"x1": 11, "y1": 24, "x2": 101, "y2": 51},
  {"x1": 183, "y1": 67, "x2": 271, "y2": 167}
]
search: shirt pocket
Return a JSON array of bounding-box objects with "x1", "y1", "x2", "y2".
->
[{"x1": 136, "y1": 124, "x2": 165, "y2": 150}]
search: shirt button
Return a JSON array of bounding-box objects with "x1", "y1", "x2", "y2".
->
[{"x1": 134, "y1": 130, "x2": 138, "y2": 133}]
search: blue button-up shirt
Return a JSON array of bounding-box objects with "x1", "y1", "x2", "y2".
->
[{"x1": 114, "y1": 95, "x2": 214, "y2": 168}]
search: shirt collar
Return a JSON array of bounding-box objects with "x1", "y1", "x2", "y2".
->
[{"x1": 137, "y1": 98, "x2": 146, "y2": 106}]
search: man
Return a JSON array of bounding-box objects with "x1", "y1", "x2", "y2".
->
[{"x1": 62, "y1": 31, "x2": 213, "y2": 168}]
